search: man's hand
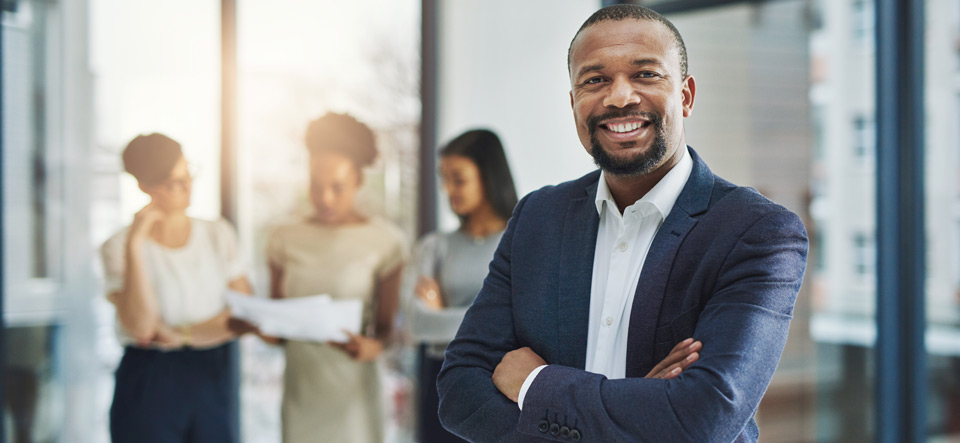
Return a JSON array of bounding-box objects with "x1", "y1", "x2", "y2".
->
[
  {"x1": 328, "y1": 330, "x2": 384, "y2": 362},
  {"x1": 493, "y1": 347, "x2": 547, "y2": 403},
  {"x1": 645, "y1": 338, "x2": 702, "y2": 379}
]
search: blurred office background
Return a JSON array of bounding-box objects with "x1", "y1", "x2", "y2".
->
[{"x1": 2, "y1": 0, "x2": 958, "y2": 441}]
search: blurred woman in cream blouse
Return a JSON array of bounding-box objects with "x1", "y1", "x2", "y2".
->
[{"x1": 266, "y1": 113, "x2": 407, "y2": 443}]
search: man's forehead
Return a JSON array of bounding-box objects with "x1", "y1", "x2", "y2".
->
[{"x1": 570, "y1": 19, "x2": 676, "y2": 66}]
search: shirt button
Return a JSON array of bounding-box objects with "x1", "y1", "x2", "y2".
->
[
  {"x1": 605, "y1": 316, "x2": 614, "y2": 326},
  {"x1": 618, "y1": 242, "x2": 627, "y2": 252}
]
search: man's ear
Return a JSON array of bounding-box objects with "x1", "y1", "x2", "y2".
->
[{"x1": 681, "y1": 75, "x2": 696, "y2": 118}]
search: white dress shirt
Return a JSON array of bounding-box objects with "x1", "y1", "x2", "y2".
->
[{"x1": 518, "y1": 147, "x2": 693, "y2": 409}]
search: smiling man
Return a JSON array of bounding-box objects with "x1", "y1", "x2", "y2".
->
[{"x1": 436, "y1": 5, "x2": 808, "y2": 442}]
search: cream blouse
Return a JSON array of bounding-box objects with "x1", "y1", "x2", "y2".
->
[{"x1": 100, "y1": 217, "x2": 248, "y2": 347}]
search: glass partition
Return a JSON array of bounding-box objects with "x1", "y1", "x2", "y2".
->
[
  {"x1": 234, "y1": 1, "x2": 421, "y2": 441},
  {"x1": 924, "y1": 0, "x2": 960, "y2": 439},
  {"x1": 668, "y1": 1, "x2": 876, "y2": 440}
]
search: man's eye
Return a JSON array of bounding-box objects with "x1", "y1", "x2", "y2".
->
[
  {"x1": 584, "y1": 77, "x2": 604, "y2": 85},
  {"x1": 637, "y1": 72, "x2": 660, "y2": 79}
]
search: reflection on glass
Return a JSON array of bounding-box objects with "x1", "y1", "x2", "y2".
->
[
  {"x1": 925, "y1": 0, "x2": 960, "y2": 439},
  {"x1": 2, "y1": 326, "x2": 60, "y2": 443},
  {"x1": 3, "y1": 0, "x2": 51, "y2": 281}
]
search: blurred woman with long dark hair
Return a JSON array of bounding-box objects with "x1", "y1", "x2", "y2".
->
[{"x1": 403, "y1": 129, "x2": 518, "y2": 442}]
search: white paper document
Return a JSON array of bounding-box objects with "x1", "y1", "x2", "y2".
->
[{"x1": 226, "y1": 291, "x2": 362, "y2": 342}]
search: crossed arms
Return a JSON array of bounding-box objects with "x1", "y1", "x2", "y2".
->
[{"x1": 437, "y1": 195, "x2": 808, "y2": 442}]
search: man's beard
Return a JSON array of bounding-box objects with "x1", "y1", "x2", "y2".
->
[{"x1": 587, "y1": 110, "x2": 668, "y2": 177}]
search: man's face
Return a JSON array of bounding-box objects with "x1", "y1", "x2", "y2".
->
[{"x1": 569, "y1": 19, "x2": 695, "y2": 177}]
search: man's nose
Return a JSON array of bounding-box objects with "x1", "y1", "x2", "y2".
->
[{"x1": 603, "y1": 76, "x2": 641, "y2": 108}]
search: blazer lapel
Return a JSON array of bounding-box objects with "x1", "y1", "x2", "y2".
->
[
  {"x1": 556, "y1": 178, "x2": 600, "y2": 370},
  {"x1": 625, "y1": 147, "x2": 715, "y2": 377}
]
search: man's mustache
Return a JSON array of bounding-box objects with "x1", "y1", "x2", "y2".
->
[{"x1": 587, "y1": 110, "x2": 662, "y2": 132}]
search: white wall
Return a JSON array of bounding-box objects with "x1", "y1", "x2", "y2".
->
[{"x1": 436, "y1": 0, "x2": 600, "y2": 229}]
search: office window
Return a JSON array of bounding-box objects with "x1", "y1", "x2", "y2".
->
[
  {"x1": 925, "y1": 4, "x2": 960, "y2": 437},
  {"x1": 88, "y1": 1, "x2": 223, "y2": 440},
  {"x1": 4, "y1": 0, "x2": 101, "y2": 440},
  {"x1": 669, "y1": 1, "x2": 877, "y2": 440},
  {"x1": 812, "y1": 105, "x2": 826, "y2": 163},
  {"x1": 2, "y1": 0, "x2": 54, "y2": 281},
  {"x1": 956, "y1": 3, "x2": 960, "y2": 72},
  {"x1": 2, "y1": 6, "x2": 63, "y2": 441},
  {"x1": 852, "y1": 0, "x2": 874, "y2": 47},
  {"x1": 815, "y1": 230, "x2": 826, "y2": 273},
  {"x1": 234, "y1": 2, "x2": 420, "y2": 441},
  {"x1": 852, "y1": 114, "x2": 875, "y2": 163},
  {"x1": 852, "y1": 231, "x2": 875, "y2": 279}
]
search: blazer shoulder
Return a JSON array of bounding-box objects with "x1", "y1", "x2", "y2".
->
[
  {"x1": 520, "y1": 169, "x2": 600, "y2": 207},
  {"x1": 708, "y1": 177, "x2": 805, "y2": 234}
]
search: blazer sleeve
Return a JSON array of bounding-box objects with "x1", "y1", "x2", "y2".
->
[
  {"x1": 516, "y1": 208, "x2": 808, "y2": 443},
  {"x1": 437, "y1": 193, "x2": 532, "y2": 442}
]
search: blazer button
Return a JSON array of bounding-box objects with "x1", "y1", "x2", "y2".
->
[
  {"x1": 538, "y1": 420, "x2": 549, "y2": 433},
  {"x1": 570, "y1": 429, "x2": 582, "y2": 441},
  {"x1": 560, "y1": 426, "x2": 571, "y2": 438},
  {"x1": 550, "y1": 423, "x2": 560, "y2": 436}
]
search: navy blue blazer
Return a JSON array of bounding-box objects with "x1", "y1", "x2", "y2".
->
[{"x1": 437, "y1": 147, "x2": 808, "y2": 442}]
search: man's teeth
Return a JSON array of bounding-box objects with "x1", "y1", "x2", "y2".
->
[{"x1": 607, "y1": 122, "x2": 643, "y2": 133}]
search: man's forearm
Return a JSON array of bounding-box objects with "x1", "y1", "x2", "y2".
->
[
  {"x1": 515, "y1": 292, "x2": 796, "y2": 443},
  {"x1": 437, "y1": 363, "x2": 525, "y2": 442}
]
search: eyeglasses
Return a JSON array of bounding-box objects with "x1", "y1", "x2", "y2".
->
[{"x1": 159, "y1": 164, "x2": 199, "y2": 192}]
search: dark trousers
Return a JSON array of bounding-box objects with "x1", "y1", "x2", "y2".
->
[
  {"x1": 418, "y1": 345, "x2": 466, "y2": 443},
  {"x1": 110, "y1": 344, "x2": 236, "y2": 443}
]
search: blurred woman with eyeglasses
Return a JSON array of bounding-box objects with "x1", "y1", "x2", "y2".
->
[
  {"x1": 100, "y1": 133, "x2": 255, "y2": 443},
  {"x1": 402, "y1": 129, "x2": 518, "y2": 442}
]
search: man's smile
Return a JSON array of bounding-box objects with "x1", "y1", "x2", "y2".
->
[{"x1": 596, "y1": 116, "x2": 653, "y2": 144}]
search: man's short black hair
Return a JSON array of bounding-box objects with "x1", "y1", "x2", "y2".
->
[{"x1": 567, "y1": 4, "x2": 688, "y2": 78}]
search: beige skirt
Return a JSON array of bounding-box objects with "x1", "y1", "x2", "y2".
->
[{"x1": 281, "y1": 340, "x2": 385, "y2": 443}]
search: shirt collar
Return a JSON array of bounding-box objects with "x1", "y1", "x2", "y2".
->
[{"x1": 594, "y1": 145, "x2": 693, "y2": 220}]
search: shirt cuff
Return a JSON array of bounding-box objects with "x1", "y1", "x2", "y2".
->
[{"x1": 517, "y1": 364, "x2": 547, "y2": 411}]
